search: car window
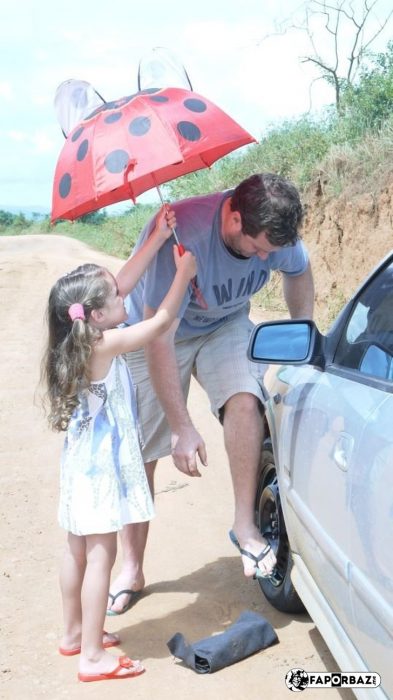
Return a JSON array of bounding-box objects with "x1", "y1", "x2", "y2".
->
[
  {"x1": 360, "y1": 343, "x2": 393, "y2": 380},
  {"x1": 334, "y1": 260, "x2": 393, "y2": 380}
]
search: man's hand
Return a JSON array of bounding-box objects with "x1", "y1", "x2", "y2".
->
[{"x1": 171, "y1": 426, "x2": 208, "y2": 477}]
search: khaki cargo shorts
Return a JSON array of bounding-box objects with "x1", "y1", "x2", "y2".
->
[{"x1": 126, "y1": 309, "x2": 267, "y2": 463}]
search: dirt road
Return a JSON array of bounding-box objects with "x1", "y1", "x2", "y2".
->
[{"x1": 0, "y1": 235, "x2": 354, "y2": 699}]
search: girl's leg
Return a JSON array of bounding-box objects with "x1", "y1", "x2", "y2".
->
[
  {"x1": 79, "y1": 532, "x2": 138, "y2": 676},
  {"x1": 59, "y1": 532, "x2": 86, "y2": 649},
  {"x1": 59, "y1": 530, "x2": 119, "y2": 653}
]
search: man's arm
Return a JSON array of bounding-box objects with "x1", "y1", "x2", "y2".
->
[
  {"x1": 143, "y1": 307, "x2": 208, "y2": 477},
  {"x1": 282, "y1": 262, "x2": 314, "y2": 319}
]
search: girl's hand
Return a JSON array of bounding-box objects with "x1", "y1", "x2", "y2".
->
[
  {"x1": 152, "y1": 204, "x2": 176, "y2": 242},
  {"x1": 173, "y1": 245, "x2": 197, "y2": 280}
]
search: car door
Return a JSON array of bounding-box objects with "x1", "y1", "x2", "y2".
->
[
  {"x1": 332, "y1": 262, "x2": 393, "y2": 696},
  {"x1": 276, "y1": 364, "x2": 357, "y2": 639}
]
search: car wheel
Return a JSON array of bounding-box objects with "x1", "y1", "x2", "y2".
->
[{"x1": 255, "y1": 442, "x2": 305, "y2": 614}]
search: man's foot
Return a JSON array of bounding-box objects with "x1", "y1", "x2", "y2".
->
[
  {"x1": 106, "y1": 589, "x2": 142, "y2": 616},
  {"x1": 59, "y1": 631, "x2": 120, "y2": 656},
  {"x1": 106, "y1": 573, "x2": 145, "y2": 615},
  {"x1": 229, "y1": 529, "x2": 277, "y2": 578}
]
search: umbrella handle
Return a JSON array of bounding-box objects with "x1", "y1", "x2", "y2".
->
[
  {"x1": 176, "y1": 238, "x2": 208, "y2": 310},
  {"x1": 177, "y1": 242, "x2": 208, "y2": 309},
  {"x1": 155, "y1": 184, "x2": 208, "y2": 310},
  {"x1": 156, "y1": 184, "x2": 182, "y2": 246}
]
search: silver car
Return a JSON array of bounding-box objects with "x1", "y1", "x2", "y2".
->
[{"x1": 249, "y1": 251, "x2": 393, "y2": 699}]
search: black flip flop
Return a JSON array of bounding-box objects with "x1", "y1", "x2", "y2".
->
[
  {"x1": 106, "y1": 589, "x2": 142, "y2": 616},
  {"x1": 229, "y1": 529, "x2": 274, "y2": 580}
]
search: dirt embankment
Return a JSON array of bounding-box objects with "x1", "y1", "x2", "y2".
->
[{"x1": 302, "y1": 176, "x2": 393, "y2": 329}]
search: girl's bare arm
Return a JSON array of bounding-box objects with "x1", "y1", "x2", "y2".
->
[
  {"x1": 95, "y1": 248, "x2": 196, "y2": 361},
  {"x1": 116, "y1": 205, "x2": 176, "y2": 297}
]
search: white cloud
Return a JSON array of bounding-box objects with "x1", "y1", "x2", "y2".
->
[
  {"x1": 31, "y1": 129, "x2": 57, "y2": 154},
  {"x1": 0, "y1": 82, "x2": 13, "y2": 101},
  {"x1": 32, "y1": 94, "x2": 53, "y2": 107},
  {"x1": 8, "y1": 130, "x2": 28, "y2": 142},
  {"x1": 183, "y1": 20, "x2": 263, "y2": 55}
]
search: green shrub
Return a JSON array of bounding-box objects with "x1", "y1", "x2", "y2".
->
[{"x1": 337, "y1": 41, "x2": 393, "y2": 138}]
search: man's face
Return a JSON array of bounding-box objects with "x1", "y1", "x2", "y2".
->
[{"x1": 228, "y1": 229, "x2": 282, "y2": 260}]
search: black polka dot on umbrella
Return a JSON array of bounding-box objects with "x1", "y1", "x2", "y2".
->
[
  {"x1": 149, "y1": 95, "x2": 169, "y2": 102},
  {"x1": 104, "y1": 149, "x2": 129, "y2": 173},
  {"x1": 104, "y1": 112, "x2": 122, "y2": 124},
  {"x1": 59, "y1": 173, "x2": 72, "y2": 198},
  {"x1": 184, "y1": 98, "x2": 207, "y2": 113},
  {"x1": 71, "y1": 126, "x2": 84, "y2": 142},
  {"x1": 129, "y1": 116, "x2": 151, "y2": 136},
  {"x1": 177, "y1": 121, "x2": 201, "y2": 141},
  {"x1": 77, "y1": 139, "x2": 89, "y2": 161}
]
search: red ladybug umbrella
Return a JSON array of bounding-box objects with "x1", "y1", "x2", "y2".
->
[{"x1": 51, "y1": 86, "x2": 256, "y2": 222}]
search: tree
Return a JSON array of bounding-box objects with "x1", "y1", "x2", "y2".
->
[
  {"x1": 0, "y1": 210, "x2": 14, "y2": 226},
  {"x1": 266, "y1": 0, "x2": 393, "y2": 114},
  {"x1": 297, "y1": 0, "x2": 393, "y2": 112},
  {"x1": 339, "y1": 39, "x2": 393, "y2": 130}
]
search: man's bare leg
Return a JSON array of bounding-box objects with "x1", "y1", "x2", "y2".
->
[
  {"x1": 223, "y1": 392, "x2": 276, "y2": 577},
  {"x1": 107, "y1": 460, "x2": 156, "y2": 613}
]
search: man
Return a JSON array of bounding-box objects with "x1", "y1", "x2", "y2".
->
[{"x1": 107, "y1": 173, "x2": 314, "y2": 615}]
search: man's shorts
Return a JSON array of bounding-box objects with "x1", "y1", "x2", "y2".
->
[{"x1": 126, "y1": 309, "x2": 267, "y2": 463}]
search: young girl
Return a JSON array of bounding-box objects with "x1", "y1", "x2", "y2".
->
[{"x1": 42, "y1": 205, "x2": 196, "y2": 683}]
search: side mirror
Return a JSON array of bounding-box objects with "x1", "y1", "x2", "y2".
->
[{"x1": 248, "y1": 320, "x2": 320, "y2": 365}]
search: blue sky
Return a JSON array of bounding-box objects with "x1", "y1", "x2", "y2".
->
[{"x1": 1, "y1": 0, "x2": 392, "y2": 214}]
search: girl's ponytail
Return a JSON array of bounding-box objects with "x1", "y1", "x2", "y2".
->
[{"x1": 42, "y1": 264, "x2": 110, "y2": 431}]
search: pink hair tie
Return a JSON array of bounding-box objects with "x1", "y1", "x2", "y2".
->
[{"x1": 68, "y1": 303, "x2": 85, "y2": 321}]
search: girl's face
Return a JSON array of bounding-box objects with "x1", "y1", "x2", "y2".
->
[{"x1": 98, "y1": 272, "x2": 127, "y2": 328}]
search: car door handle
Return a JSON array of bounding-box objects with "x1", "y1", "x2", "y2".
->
[{"x1": 333, "y1": 432, "x2": 354, "y2": 471}]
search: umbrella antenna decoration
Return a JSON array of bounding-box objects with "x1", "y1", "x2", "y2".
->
[
  {"x1": 54, "y1": 79, "x2": 107, "y2": 138},
  {"x1": 137, "y1": 46, "x2": 193, "y2": 92}
]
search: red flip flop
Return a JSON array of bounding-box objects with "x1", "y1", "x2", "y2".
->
[
  {"x1": 59, "y1": 630, "x2": 120, "y2": 656},
  {"x1": 78, "y1": 655, "x2": 145, "y2": 682}
]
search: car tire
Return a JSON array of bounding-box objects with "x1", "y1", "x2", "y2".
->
[{"x1": 255, "y1": 442, "x2": 305, "y2": 614}]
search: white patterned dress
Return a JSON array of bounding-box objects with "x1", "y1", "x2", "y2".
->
[{"x1": 58, "y1": 355, "x2": 155, "y2": 535}]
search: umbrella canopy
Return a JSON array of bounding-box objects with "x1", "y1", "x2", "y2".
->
[{"x1": 51, "y1": 86, "x2": 256, "y2": 222}]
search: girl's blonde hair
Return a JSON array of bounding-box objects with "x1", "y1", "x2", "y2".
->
[{"x1": 42, "y1": 263, "x2": 111, "y2": 431}]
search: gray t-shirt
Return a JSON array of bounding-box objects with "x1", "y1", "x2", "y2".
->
[{"x1": 126, "y1": 191, "x2": 309, "y2": 339}]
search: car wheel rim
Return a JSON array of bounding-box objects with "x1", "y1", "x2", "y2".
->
[{"x1": 258, "y1": 469, "x2": 288, "y2": 587}]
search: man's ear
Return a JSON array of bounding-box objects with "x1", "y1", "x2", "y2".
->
[{"x1": 231, "y1": 211, "x2": 242, "y2": 230}]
